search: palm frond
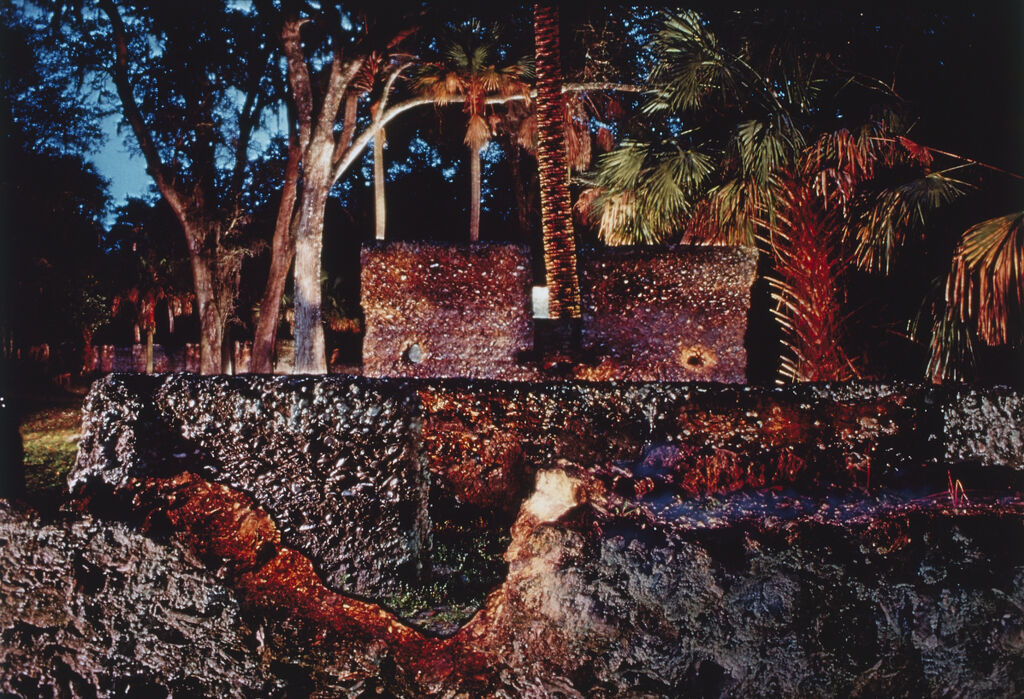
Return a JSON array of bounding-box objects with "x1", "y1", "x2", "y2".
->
[
  {"x1": 909, "y1": 277, "x2": 976, "y2": 383},
  {"x1": 851, "y1": 173, "x2": 966, "y2": 273},
  {"x1": 734, "y1": 114, "x2": 803, "y2": 185},
  {"x1": 947, "y1": 211, "x2": 1024, "y2": 345},
  {"x1": 645, "y1": 10, "x2": 734, "y2": 115}
]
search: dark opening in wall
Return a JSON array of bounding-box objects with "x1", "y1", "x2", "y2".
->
[{"x1": 402, "y1": 343, "x2": 423, "y2": 365}]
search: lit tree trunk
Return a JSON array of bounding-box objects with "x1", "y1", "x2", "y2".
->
[
  {"x1": 190, "y1": 254, "x2": 226, "y2": 376},
  {"x1": 251, "y1": 135, "x2": 301, "y2": 374},
  {"x1": 145, "y1": 326, "x2": 154, "y2": 374},
  {"x1": 292, "y1": 144, "x2": 333, "y2": 374},
  {"x1": 374, "y1": 130, "x2": 387, "y2": 240},
  {"x1": 534, "y1": 3, "x2": 580, "y2": 318},
  {"x1": 469, "y1": 145, "x2": 482, "y2": 242},
  {"x1": 81, "y1": 328, "x2": 94, "y2": 373}
]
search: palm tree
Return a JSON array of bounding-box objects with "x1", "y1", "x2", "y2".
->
[
  {"x1": 533, "y1": 3, "x2": 581, "y2": 320},
  {"x1": 414, "y1": 22, "x2": 531, "y2": 242},
  {"x1": 919, "y1": 211, "x2": 1024, "y2": 381},
  {"x1": 589, "y1": 10, "x2": 965, "y2": 381}
]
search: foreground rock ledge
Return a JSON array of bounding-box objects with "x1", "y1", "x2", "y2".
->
[
  {"x1": 3, "y1": 373, "x2": 1020, "y2": 696},
  {"x1": 4, "y1": 466, "x2": 1021, "y2": 696}
]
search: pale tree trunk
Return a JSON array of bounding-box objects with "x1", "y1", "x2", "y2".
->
[
  {"x1": 469, "y1": 145, "x2": 481, "y2": 242},
  {"x1": 292, "y1": 146, "x2": 333, "y2": 374},
  {"x1": 190, "y1": 254, "x2": 225, "y2": 376},
  {"x1": 145, "y1": 326, "x2": 154, "y2": 374},
  {"x1": 374, "y1": 130, "x2": 386, "y2": 240},
  {"x1": 251, "y1": 136, "x2": 301, "y2": 374}
]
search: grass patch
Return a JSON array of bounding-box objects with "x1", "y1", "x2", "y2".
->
[
  {"x1": 384, "y1": 520, "x2": 511, "y2": 637},
  {"x1": 20, "y1": 400, "x2": 83, "y2": 497}
]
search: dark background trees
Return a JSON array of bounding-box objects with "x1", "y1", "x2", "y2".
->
[{"x1": 1, "y1": 2, "x2": 1020, "y2": 385}]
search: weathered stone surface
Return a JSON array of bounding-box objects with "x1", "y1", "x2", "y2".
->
[
  {"x1": 942, "y1": 387, "x2": 1024, "y2": 468},
  {"x1": 361, "y1": 242, "x2": 537, "y2": 380},
  {"x1": 71, "y1": 373, "x2": 428, "y2": 597},
  {"x1": 472, "y1": 465, "x2": 1024, "y2": 697},
  {"x1": 578, "y1": 245, "x2": 758, "y2": 382},
  {"x1": 418, "y1": 380, "x2": 1024, "y2": 516},
  {"x1": 72, "y1": 374, "x2": 1024, "y2": 532},
  {"x1": 0, "y1": 501, "x2": 284, "y2": 697},
  {"x1": 11, "y1": 370, "x2": 1024, "y2": 695}
]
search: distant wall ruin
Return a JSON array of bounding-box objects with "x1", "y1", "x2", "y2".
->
[
  {"x1": 361, "y1": 242, "x2": 536, "y2": 380},
  {"x1": 361, "y1": 243, "x2": 758, "y2": 383},
  {"x1": 579, "y1": 246, "x2": 758, "y2": 382}
]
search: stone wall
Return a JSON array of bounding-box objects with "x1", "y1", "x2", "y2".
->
[
  {"x1": 361, "y1": 242, "x2": 536, "y2": 380},
  {"x1": 71, "y1": 374, "x2": 428, "y2": 596},
  {"x1": 5, "y1": 374, "x2": 1021, "y2": 696},
  {"x1": 579, "y1": 245, "x2": 758, "y2": 382},
  {"x1": 71, "y1": 374, "x2": 1024, "y2": 539},
  {"x1": 0, "y1": 503, "x2": 288, "y2": 696}
]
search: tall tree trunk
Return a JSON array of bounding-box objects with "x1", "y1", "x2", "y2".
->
[
  {"x1": 374, "y1": 129, "x2": 387, "y2": 240},
  {"x1": 509, "y1": 143, "x2": 531, "y2": 238},
  {"x1": 145, "y1": 326, "x2": 154, "y2": 374},
  {"x1": 534, "y1": 3, "x2": 580, "y2": 319},
  {"x1": 469, "y1": 145, "x2": 481, "y2": 242},
  {"x1": 81, "y1": 328, "x2": 94, "y2": 374},
  {"x1": 292, "y1": 148, "x2": 332, "y2": 374},
  {"x1": 190, "y1": 253, "x2": 225, "y2": 375},
  {"x1": 251, "y1": 136, "x2": 301, "y2": 374}
]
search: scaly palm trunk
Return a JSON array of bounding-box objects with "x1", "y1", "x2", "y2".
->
[
  {"x1": 769, "y1": 181, "x2": 851, "y2": 382},
  {"x1": 534, "y1": 3, "x2": 580, "y2": 319},
  {"x1": 469, "y1": 145, "x2": 481, "y2": 242}
]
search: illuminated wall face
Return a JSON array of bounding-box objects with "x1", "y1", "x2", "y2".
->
[
  {"x1": 361, "y1": 242, "x2": 536, "y2": 381},
  {"x1": 579, "y1": 246, "x2": 758, "y2": 383}
]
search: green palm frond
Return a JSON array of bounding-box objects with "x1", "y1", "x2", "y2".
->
[
  {"x1": 851, "y1": 173, "x2": 967, "y2": 273},
  {"x1": 593, "y1": 139, "x2": 715, "y2": 244},
  {"x1": 734, "y1": 114, "x2": 804, "y2": 185},
  {"x1": 948, "y1": 210, "x2": 1024, "y2": 345},
  {"x1": 910, "y1": 277, "x2": 976, "y2": 383},
  {"x1": 645, "y1": 10, "x2": 734, "y2": 115}
]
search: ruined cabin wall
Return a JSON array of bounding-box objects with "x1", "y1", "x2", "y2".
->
[
  {"x1": 361, "y1": 242, "x2": 758, "y2": 383},
  {"x1": 361, "y1": 242, "x2": 536, "y2": 380},
  {"x1": 579, "y1": 246, "x2": 758, "y2": 382}
]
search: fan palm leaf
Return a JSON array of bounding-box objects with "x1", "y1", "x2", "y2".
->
[{"x1": 947, "y1": 211, "x2": 1024, "y2": 345}]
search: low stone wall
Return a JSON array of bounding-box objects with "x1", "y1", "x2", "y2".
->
[
  {"x1": 71, "y1": 374, "x2": 1024, "y2": 545},
  {"x1": 579, "y1": 245, "x2": 758, "y2": 382},
  {"x1": 361, "y1": 242, "x2": 536, "y2": 380},
  {"x1": 71, "y1": 374, "x2": 429, "y2": 596},
  {"x1": 4, "y1": 374, "x2": 1021, "y2": 695}
]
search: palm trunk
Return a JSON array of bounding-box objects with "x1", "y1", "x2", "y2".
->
[
  {"x1": 534, "y1": 3, "x2": 580, "y2": 319},
  {"x1": 469, "y1": 144, "x2": 481, "y2": 242},
  {"x1": 374, "y1": 129, "x2": 387, "y2": 240}
]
